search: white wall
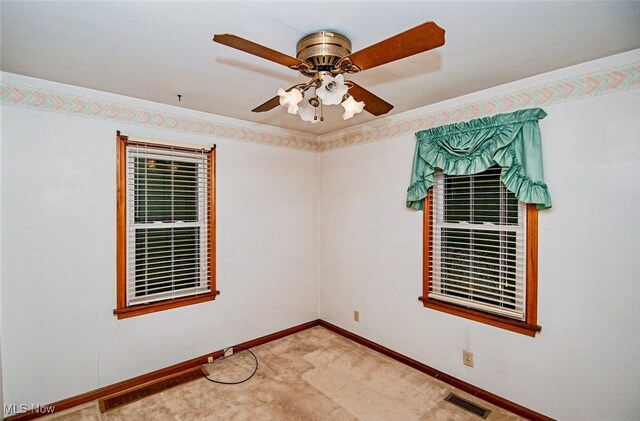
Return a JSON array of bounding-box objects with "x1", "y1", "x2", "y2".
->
[
  {"x1": 318, "y1": 55, "x2": 640, "y2": 420},
  {"x1": 0, "y1": 76, "x2": 319, "y2": 409},
  {"x1": 2, "y1": 51, "x2": 639, "y2": 421},
  {"x1": 1, "y1": 102, "x2": 4, "y2": 419}
]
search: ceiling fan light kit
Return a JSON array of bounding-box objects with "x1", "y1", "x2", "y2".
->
[
  {"x1": 277, "y1": 88, "x2": 303, "y2": 114},
  {"x1": 315, "y1": 74, "x2": 348, "y2": 106},
  {"x1": 297, "y1": 97, "x2": 320, "y2": 124},
  {"x1": 341, "y1": 95, "x2": 365, "y2": 120},
  {"x1": 213, "y1": 21, "x2": 445, "y2": 123}
]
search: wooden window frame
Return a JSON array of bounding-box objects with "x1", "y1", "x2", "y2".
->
[
  {"x1": 115, "y1": 133, "x2": 218, "y2": 319},
  {"x1": 420, "y1": 194, "x2": 541, "y2": 337}
]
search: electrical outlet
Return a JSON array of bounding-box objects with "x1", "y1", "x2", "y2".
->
[
  {"x1": 463, "y1": 350, "x2": 474, "y2": 367},
  {"x1": 207, "y1": 356, "x2": 214, "y2": 363},
  {"x1": 353, "y1": 310, "x2": 360, "y2": 322},
  {"x1": 223, "y1": 347, "x2": 234, "y2": 357}
]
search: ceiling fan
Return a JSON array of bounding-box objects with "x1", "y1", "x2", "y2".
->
[{"x1": 213, "y1": 21, "x2": 445, "y2": 123}]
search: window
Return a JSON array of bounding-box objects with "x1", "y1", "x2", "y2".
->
[
  {"x1": 115, "y1": 134, "x2": 217, "y2": 319},
  {"x1": 421, "y1": 167, "x2": 540, "y2": 336}
]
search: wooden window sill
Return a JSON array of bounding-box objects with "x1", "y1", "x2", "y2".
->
[
  {"x1": 114, "y1": 291, "x2": 220, "y2": 319},
  {"x1": 419, "y1": 296, "x2": 541, "y2": 337}
]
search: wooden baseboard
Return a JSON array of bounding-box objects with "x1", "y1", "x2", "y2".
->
[
  {"x1": 318, "y1": 320, "x2": 554, "y2": 421},
  {"x1": 6, "y1": 319, "x2": 553, "y2": 421},
  {"x1": 5, "y1": 319, "x2": 320, "y2": 421}
]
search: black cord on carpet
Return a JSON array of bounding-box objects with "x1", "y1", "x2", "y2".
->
[{"x1": 204, "y1": 345, "x2": 259, "y2": 385}]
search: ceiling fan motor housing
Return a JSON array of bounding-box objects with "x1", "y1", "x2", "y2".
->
[{"x1": 296, "y1": 31, "x2": 352, "y2": 71}]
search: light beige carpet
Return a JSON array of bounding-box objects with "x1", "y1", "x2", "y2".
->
[{"x1": 40, "y1": 326, "x2": 523, "y2": 420}]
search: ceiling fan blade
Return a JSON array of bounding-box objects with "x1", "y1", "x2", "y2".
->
[
  {"x1": 344, "y1": 21, "x2": 445, "y2": 72},
  {"x1": 348, "y1": 82, "x2": 394, "y2": 116},
  {"x1": 252, "y1": 95, "x2": 281, "y2": 113},
  {"x1": 213, "y1": 34, "x2": 304, "y2": 68}
]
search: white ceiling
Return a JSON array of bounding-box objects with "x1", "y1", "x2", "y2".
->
[{"x1": 2, "y1": 1, "x2": 639, "y2": 135}]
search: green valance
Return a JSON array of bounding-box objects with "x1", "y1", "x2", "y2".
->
[{"x1": 406, "y1": 108, "x2": 551, "y2": 210}]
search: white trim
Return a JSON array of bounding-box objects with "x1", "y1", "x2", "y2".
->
[
  {"x1": 429, "y1": 170, "x2": 527, "y2": 320},
  {"x1": 125, "y1": 143, "x2": 211, "y2": 306}
]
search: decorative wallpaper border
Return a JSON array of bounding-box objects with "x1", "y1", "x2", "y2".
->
[
  {"x1": 0, "y1": 82, "x2": 319, "y2": 152},
  {"x1": 2, "y1": 60, "x2": 638, "y2": 153},
  {"x1": 318, "y1": 61, "x2": 640, "y2": 151}
]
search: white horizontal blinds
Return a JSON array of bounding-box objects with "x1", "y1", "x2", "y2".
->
[
  {"x1": 126, "y1": 143, "x2": 210, "y2": 306},
  {"x1": 430, "y1": 167, "x2": 527, "y2": 320}
]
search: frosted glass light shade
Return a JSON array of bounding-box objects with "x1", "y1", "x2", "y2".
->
[
  {"x1": 341, "y1": 95, "x2": 365, "y2": 120},
  {"x1": 297, "y1": 99, "x2": 319, "y2": 123},
  {"x1": 278, "y1": 88, "x2": 303, "y2": 114},
  {"x1": 316, "y1": 74, "x2": 348, "y2": 106}
]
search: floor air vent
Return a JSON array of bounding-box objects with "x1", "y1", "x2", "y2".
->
[
  {"x1": 444, "y1": 392, "x2": 491, "y2": 419},
  {"x1": 99, "y1": 366, "x2": 208, "y2": 412}
]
